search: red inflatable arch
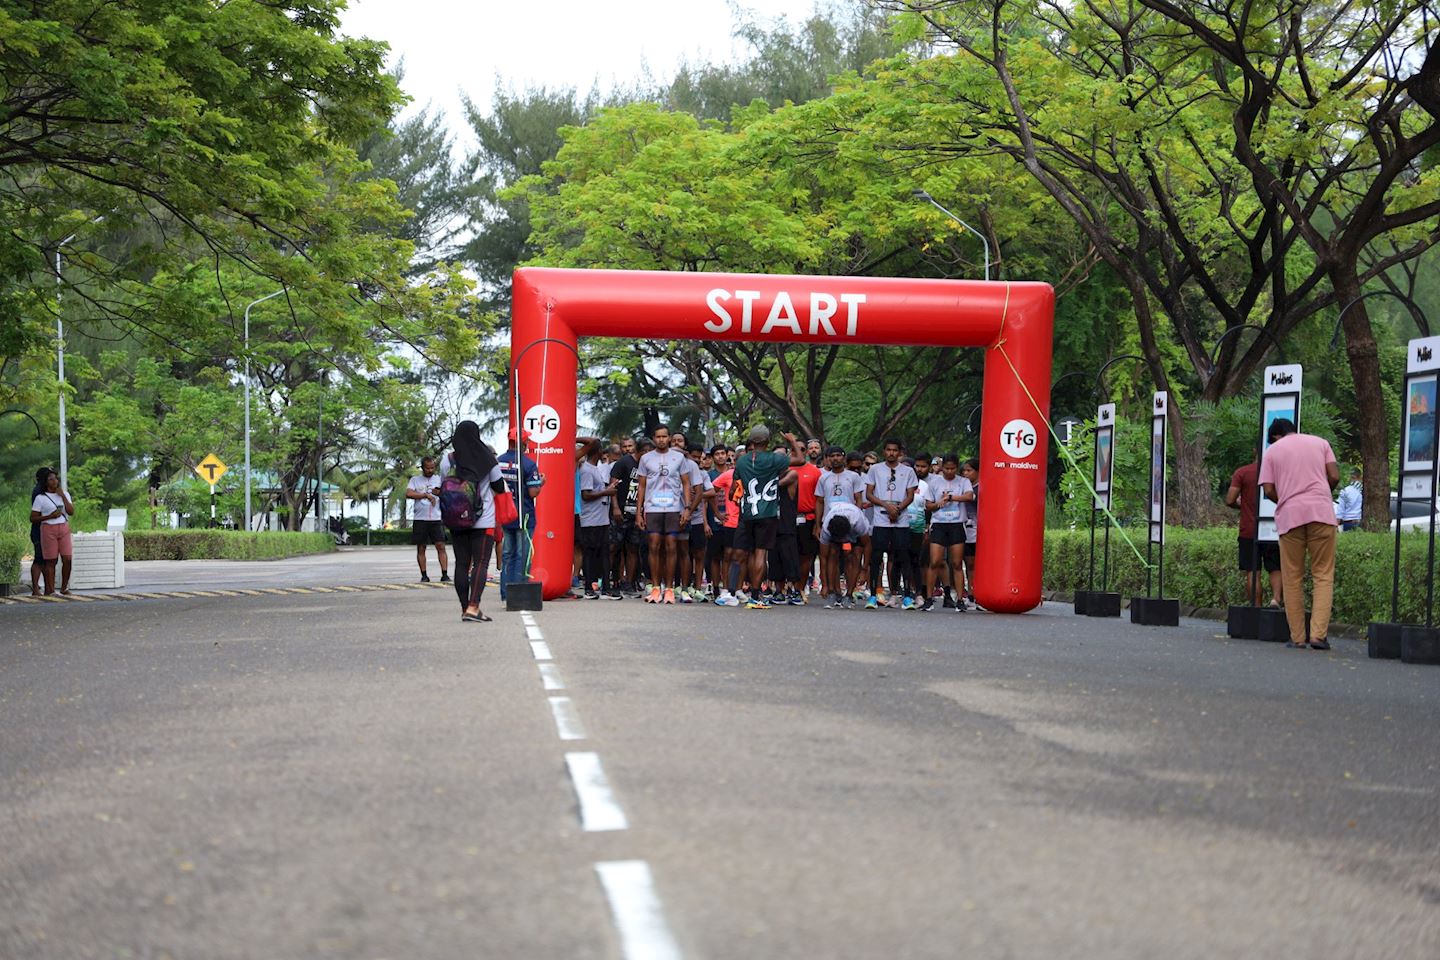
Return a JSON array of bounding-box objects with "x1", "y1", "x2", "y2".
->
[{"x1": 510, "y1": 267, "x2": 1054, "y2": 613}]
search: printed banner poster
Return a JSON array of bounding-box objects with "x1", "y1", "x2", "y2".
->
[{"x1": 1093, "y1": 403, "x2": 1116, "y2": 510}]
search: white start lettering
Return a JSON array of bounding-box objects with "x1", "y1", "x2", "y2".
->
[{"x1": 705, "y1": 288, "x2": 865, "y2": 338}]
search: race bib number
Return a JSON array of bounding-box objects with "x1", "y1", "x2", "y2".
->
[{"x1": 651, "y1": 491, "x2": 677, "y2": 509}]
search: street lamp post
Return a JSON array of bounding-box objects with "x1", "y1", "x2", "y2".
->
[
  {"x1": 912, "y1": 189, "x2": 991, "y2": 281},
  {"x1": 244, "y1": 289, "x2": 285, "y2": 532},
  {"x1": 54, "y1": 216, "x2": 104, "y2": 491}
]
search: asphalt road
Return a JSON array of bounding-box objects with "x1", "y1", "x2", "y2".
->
[{"x1": 1, "y1": 582, "x2": 1436, "y2": 959}]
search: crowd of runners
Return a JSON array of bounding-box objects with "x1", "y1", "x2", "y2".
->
[{"x1": 570, "y1": 424, "x2": 980, "y2": 610}]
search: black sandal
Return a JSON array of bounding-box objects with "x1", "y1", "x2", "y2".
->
[{"x1": 1309, "y1": 639, "x2": 1331, "y2": 651}]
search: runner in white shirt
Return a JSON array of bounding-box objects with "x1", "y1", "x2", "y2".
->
[
  {"x1": 819, "y1": 500, "x2": 870, "y2": 609},
  {"x1": 634, "y1": 425, "x2": 693, "y2": 604},
  {"x1": 924, "y1": 454, "x2": 974, "y2": 612},
  {"x1": 678, "y1": 445, "x2": 713, "y2": 603},
  {"x1": 405, "y1": 456, "x2": 450, "y2": 583},
  {"x1": 864, "y1": 439, "x2": 920, "y2": 609}
]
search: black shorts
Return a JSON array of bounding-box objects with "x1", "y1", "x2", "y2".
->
[
  {"x1": 411, "y1": 519, "x2": 446, "y2": 545},
  {"x1": 578, "y1": 524, "x2": 608, "y2": 550},
  {"x1": 687, "y1": 523, "x2": 708, "y2": 552},
  {"x1": 870, "y1": 525, "x2": 908, "y2": 554},
  {"x1": 796, "y1": 519, "x2": 818, "y2": 557},
  {"x1": 609, "y1": 514, "x2": 643, "y2": 547},
  {"x1": 645, "y1": 512, "x2": 682, "y2": 536},
  {"x1": 1238, "y1": 537, "x2": 1281, "y2": 573},
  {"x1": 734, "y1": 516, "x2": 779, "y2": 552},
  {"x1": 706, "y1": 525, "x2": 733, "y2": 564},
  {"x1": 965, "y1": 540, "x2": 976, "y2": 558},
  {"x1": 930, "y1": 523, "x2": 966, "y2": 549}
]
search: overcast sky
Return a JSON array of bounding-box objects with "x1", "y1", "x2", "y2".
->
[{"x1": 342, "y1": 0, "x2": 829, "y2": 138}]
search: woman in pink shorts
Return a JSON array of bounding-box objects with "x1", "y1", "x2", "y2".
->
[{"x1": 30, "y1": 470, "x2": 74, "y2": 595}]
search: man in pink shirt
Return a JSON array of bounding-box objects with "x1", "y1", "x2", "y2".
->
[{"x1": 1258, "y1": 418, "x2": 1340, "y2": 649}]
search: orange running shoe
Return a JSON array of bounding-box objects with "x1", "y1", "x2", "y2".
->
[
  {"x1": 646, "y1": 586, "x2": 662, "y2": 603},
  {"x1": 663, "y1": 588, "x2": 676, "y2": 604}
]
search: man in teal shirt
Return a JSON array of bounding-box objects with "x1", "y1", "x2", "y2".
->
[{"x1": 729, "y1": 424, "x2": 803, "y2": 608}]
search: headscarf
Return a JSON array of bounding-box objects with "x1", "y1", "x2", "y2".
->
[{"x1": 450, "y1": 420, "x2": 499, "y2": 485}]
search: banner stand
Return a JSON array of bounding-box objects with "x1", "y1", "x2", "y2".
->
[
  {"x1": 1370, "y1": 335, "x2": 1440, "y2": 664},
  {"x1": 1131, "y1": 392, "x2": 1178, "y2": 626},
  {"x1": 1227, "y1": 365, "x2": 1304, "y2": 641},
  {"x1": 1075, "y1": 403, "x2": 1120, "y2": 618}
]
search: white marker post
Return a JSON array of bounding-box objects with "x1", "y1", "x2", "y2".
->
[
  {"x1": 1076, "y1": 403, "x2": 1120, "y2": 618},
  {"x1": 1131, "y1": 392, "x2": 1178, "y2": 626}
]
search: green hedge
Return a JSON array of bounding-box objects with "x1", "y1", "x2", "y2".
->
[
  {"x1": 355, "y1": 529, "x2": 425, "y2": 546},
  {"x1": 124, "y1": 530, "x2": 335, "y2": 561},
  {"x1": 1044, "y1": 526, "x2": 1439, "y2": 626},
  {"x1": 0, "y1": 532, "x2": 27, "y2": 587}
]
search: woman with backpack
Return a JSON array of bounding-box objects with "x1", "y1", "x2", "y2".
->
[{"x1": 439, "y1": 421, "x2": 508, "y2": 623}]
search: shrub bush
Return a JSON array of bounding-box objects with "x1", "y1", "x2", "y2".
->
[
  {"x1": 350, "y1": 528, "x2": 423, "y2": 546},
  {"x1": 1044, "y1": 526, "x2": 1439, "y2": 625},
  {"x1": 124, "y1": 530, "x2": 335, "y2": 561},
  {"x1": 0, "y1": 532, "x2": 27, "y2": 587}
]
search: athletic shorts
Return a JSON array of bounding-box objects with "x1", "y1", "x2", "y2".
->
[
  {"x1": 964, "y1": 540, "x2": 977, "y2": 558},
  {"x1": 706, "y1": 525, "x2": 732, "y2": 565},
  {"x1": 579, "y1": 524, "x2": 608, "y2": 550},
  {"x1": 870, "y1": 525, "x2": 908, "y2": 554},
  {"x1": 1237, "y1": 537, "x2": 1281, "y2": 572},
  {"x1": 688, "y1": 523, "x2": 708, "y2": 552},
  {"x1": 930, "y1": 523, "x2": 966, "y2": 549},
  {"x1": 609, "y1": 514, "x2": 643, "y2": 547},
  {"x1": 795, "y1": 520, "x2": 818, "y2": 558},
  {"x1": 734, "y1": 516, "x2": 779, "y2": 552},
  {"x1": 645, "y1": 512, "x2": 683, "y2": 536},
  {"x1": 410, "y1": 519, "x2": 446, "y2": 545}
]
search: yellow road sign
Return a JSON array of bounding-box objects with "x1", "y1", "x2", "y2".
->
[{"x1": 195, "y1": 454, "x2": 228, "y2": 485}]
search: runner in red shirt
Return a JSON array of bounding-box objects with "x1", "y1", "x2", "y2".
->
[{"x1": 793, "y1": 458, "x2": 823, "y2": 594}]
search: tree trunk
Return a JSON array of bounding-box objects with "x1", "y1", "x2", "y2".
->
[
  {"x1": 1330, "y1": 267, "x2": 1391, "y2": 531},
  {"x1": 1168, "y1": 417, "x2": 1213, "y2": 527}
]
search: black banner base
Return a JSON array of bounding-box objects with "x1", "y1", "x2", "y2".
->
[
  {"x1": 1130, "y1": 597, "x2": 1180, "y2": 626},
  {"x1": 1227, "y1": 605, "x2": 1260, "y2": 639},
  {"x1": 1256, "y1": 608, "x2": 1294, "y2": 642},
  {"x1": 1083, "y1": 592, "x2": 1121, "y2": 618},
  {"x1": 505, "y1": 580, "x2": 544, "y2": 612},
  {"x1": 1073, "y1": 590, "x2": 1090, "y2": 615},
  {"x1": 1400, "y1": 625, "x2": 1440, "y2": 665},
  {"x1": 1368, "y1": 622, "x2": 1406, "y2": 659}
]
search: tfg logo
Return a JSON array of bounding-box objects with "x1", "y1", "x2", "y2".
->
[
  {"x1": 999, "y1": 418, "x2": 1038, "y2": 459},
  {"x1": 1270, "y1": 371, "x2": 1294, "y2": 386},
  {"x1": 522, "y1": 403, "x2": 561, "y2": 444},
  {"x1": 1419, "y1": 345, "x2": 1434, "y2": 364}
]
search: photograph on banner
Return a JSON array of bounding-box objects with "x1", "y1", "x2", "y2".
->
[
  {"x1": 1404, "y1": 374, "x2": 1436, "y2": 469},
  {"x1": 1262, "y1": 396, "x2": 1298, "y2": 453},
  {"x1": 1149, "y1": 424, "x2": 1164, "y2": 523},
  {"x1": 1095, "y1": 429, "x2": 1113, "y2": 493}
]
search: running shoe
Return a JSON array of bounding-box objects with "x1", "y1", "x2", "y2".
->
[
  {"x1": 736, "y1": 591, "x2": 751, "y2": 604},
  {"x1": 678, "y1": 589, "x2": 693, "y2": 604},
  {"x1": 582, "y1": 590, "x2": 600, "y2": 600},
  {"x1": 920, "y1": 597, "x2": 934, "y2": 612},
  {"x1": 602, "y1": 590, "x2": 623, "y2": 600},
  {"x1": 827, "y1": 593, "x2": 845, "y2": 609},
  {"x1": 663, "y1": 588, "x2": 676, "y2": 604},
  {"x1": 693, "y1": 589, "x2": 710, "y2": 604},
  {"x1": 420, "y1": 573, "x2": 431, "y2": 583},
  {"x1": 955, "y1": 598, "x2": 969, "y2": 612},
  {"x1": 842, "y1": 594, "x2": 855, "y2": 609},
  {"x1": 645, "y1": 587, "x2": 662, "y2": 604},
  {"x1": 865, "y1": 594, "x2": 878, "y2": 610},
  {"x1": 901, "y1": 595, "x2": 915, "y2": 611},
  {"x1": 787, "y1": 591, "x2": 805, "y2": 606},
  {"x1": 745, "y1": 597, "x2": 771, "y2": 609},
  {"x1": 440, "y1": 573, "x2": 451, "y2": 583},
  {"x1": 716, "y1": 592, "x2": 741, "y2": 606}
]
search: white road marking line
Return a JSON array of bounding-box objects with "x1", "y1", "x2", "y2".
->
[
  {"x1": 521, "y1": 614, "x2": 537, "y2": 627},
  {"x1": 595, "y1": 861, "x2": 683, "y2": 960},
  {"x1": 564, "y1": 752, "x2": 628, "y2": 832},
  {"x1": 531, "y1": 640, "x2": 553, "y2": 661},
  {"x1": 548, "y1": 696, "x2": 588, "y2": 741},
  {"x1": 539, "y1": 662, "x2": 565, "y2": 690},
  {"x1": 526, "y1": 625, "x2": 545, "y2": 641}
]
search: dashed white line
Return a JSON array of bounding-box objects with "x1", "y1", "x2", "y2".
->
[
  {"x1": 538, "y1": 662, "x2": 565, "y2": 690},
  {"x1": 526, "y1": 625, "x2": 545, "y2": 641},
  {"x1": 595, "y1": 860, "x2": 684, "y2": 960},
  {"x1": 521, "y1": 614, "x2": 537, "y2": 627},
  {"x1": 531, "y1": 640, "x2": 553, "y2": 661},
  {"x1": 548, "y1": 696, "x2": 588, "y2": 740},
  {"x1": 564, "y1": 752, "x2": 628, "y2": 832}
]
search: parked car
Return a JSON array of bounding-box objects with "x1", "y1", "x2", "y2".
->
[{"x1": 1390, "y1": 494, "x2": 1440, "y2": 533}]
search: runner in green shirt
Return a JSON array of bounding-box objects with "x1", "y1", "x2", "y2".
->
[{"x1": 729, "y1": 425, "x2": 803, "y2": 607}]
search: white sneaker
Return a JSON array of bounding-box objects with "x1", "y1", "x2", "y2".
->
[{"x1": 716, "y1": 592, "x2": 741, "y2": 607}]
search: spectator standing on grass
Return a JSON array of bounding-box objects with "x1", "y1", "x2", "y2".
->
[
  {"x1": 405, "y1": 456, "x2": 450, "y2": 584},
  {"x1": 1226, "y1": 446, "x2": 1283, "y2": 609},
  {"x1": 30, "y1": 469, "x2": 74, "y2": 596},
  {"x1": 1335, "y1": 467, "x2": 1363, "y2": 532},
  {"x1": 1258, "y1": 418, "x2": 1340, "y2": 651}
]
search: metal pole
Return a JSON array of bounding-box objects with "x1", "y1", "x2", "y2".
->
[
  {"x1": 55, "y1": 241, "x2": 72, "y2": 492},
  {"x1": 1427, "y1": 382, "x2": 1440, "y2": 628},
  {"x1": 912, "y1": 190, "x2": 990, "y2": 281},
  {"x1": 315, "y1": 370, "x2": 324, "y2": 525},
  {"x1": 243, "y1": 289, "x2": 285, "y2": 533}
]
